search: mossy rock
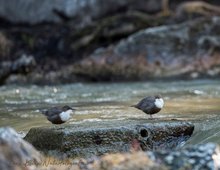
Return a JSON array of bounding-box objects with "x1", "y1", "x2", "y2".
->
[{"x1": 24, "y1": 119, "x2": 194, "y2": 158}]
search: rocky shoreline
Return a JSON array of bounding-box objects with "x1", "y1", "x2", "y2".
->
[
  {"x1": 0, "y1": 0, "x2": 220, "y2": 84},
  {"x1": 0, "y1": 120, "x2": 220, "y2": 170}
]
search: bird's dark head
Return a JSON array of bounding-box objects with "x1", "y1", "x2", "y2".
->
[
  {"x1": 62, "y1": 105, "x2": 75, "y2": 111},
  {"x1": 155, "y1": 94, "x2": 162, "y2": 99}
]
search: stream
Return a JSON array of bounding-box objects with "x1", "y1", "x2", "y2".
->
[{"x1": 0, "y1": 79, "x2": 220, "y2": 146}]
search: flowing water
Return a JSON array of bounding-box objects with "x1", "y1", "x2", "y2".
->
[{"x1": 0, "y1": 79, "x2": 220, "y2": 146}]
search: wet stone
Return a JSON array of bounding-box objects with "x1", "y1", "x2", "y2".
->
[
  {"x1": 188, "y1": 158, "x2": 196, "y2": 164},
  {"x1": 0, "y1": 127, "x2": 42, "y2": 170},
  {"x1": 164, "y1": 155, "x2": 174, "y2": 164},
  {"x1": 147, "y1": 143, "x2": 220, "y2": 170},
  {"x1": 61, "y1": 143, "x2": 220, "y2": 170},
  {"x1": 24, "y1": 119, "x2": 194, "y2": 158}
]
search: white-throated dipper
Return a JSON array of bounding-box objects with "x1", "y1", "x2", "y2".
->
[
  {"x1": 41, "y1": 105, "x2": 75, "y2": 124},
  {"x1": 131, "y1": 95, "x2": 164, "y2": 119}
]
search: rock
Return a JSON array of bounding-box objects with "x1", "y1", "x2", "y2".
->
[
  {"x1": 0, "y1": 0, "x2": 163, "y2": 25},
  {"x1": 0, "y1": 11, "x2": 169, "y2": 85},
  {"x1": 176, "y1": 1, "x2": 220, "y2": 19},
  {"x1": 0, "y1": 32, "x2": 12, "y2": 56},
  {"x1": 1, "y1": 0, "x2": 220, "y2": 25},
  {"x1": 73, "y1": 17, "x2": 220, "y2": 80},
  {"x1": 0, "y1": 127, "x2": 42, "y2": 170},
  {"x1": 11, "y1": 54, "x2": 36, "y2": 74},
  {"x1": 90, "y1": 152, "x2": 168, "y2": 170},
  {"x1": 24, "y1": 119, "x2": 194, "y2": 158},
  {"x1": 0, "y1": 61, "x2": 11, "y2": 83},
  {"x1": 73, "y1": 143, "x2": 220, "y2": 170},
  {"x1": 42, "y1": 143, "x2": 219, "y2": 170},
  {"x1": 0, "y1": 54, "x2": 36, "y2": 84},
  {"x1": 1, "y1": 3, "x2": 220, "y2": 84},
  {"x1": 70, "y1": 11, "x2": 167, "y2": 51},
  {"x1": 147, "y1": 143, "x2": 220, "y2": 170},
  {"x1": 1, "y1": 2, "x2": 220, "y2": 84}
]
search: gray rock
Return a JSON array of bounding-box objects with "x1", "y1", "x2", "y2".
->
[
  {"x1": 0, "y1": 54, "x2": 36, "y2": 84},
  {"x1": 11, "y1": 54, "x2": 36, "y2": 73},
  {"x1": 74, "y1": 17, "x2": 220, "y2": 80},
  {"x1": 0, "y1": 127, "x2": 42, "y2": 170},
  {"x1": 24, "y1": 119, "x2": 194, "y2": 158},
  {"x1": 147, "y1": 143, "x2": 220, "y2": 170},
  {"x1": 88, "y1": 152, "x2": 168, "y2": 170},
  {"x1": 0, "y1": 0, "x2": 163, "y2": 25},
  {"x1": 74, "y1": 143, "x2": 220, "y2": 170}
]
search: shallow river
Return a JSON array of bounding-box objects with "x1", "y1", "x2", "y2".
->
[{"x1": 0, "y1": 79, "x2": 220, "y2": 146}]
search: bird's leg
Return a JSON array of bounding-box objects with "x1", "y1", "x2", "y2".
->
[{"x1": 149, "y1": 114, "x2": 153, "y2": 119}]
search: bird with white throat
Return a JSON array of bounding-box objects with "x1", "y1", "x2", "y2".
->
[
  {"x1": 131, "y1": 95, "x2": 164, "y2": 119},
  {"x1": 40, "y1": 105, "x2": 75, "y2": 124}
]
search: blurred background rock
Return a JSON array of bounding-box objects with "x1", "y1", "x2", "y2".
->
[{"x1": 0, "y1": 0, "x2": 220, "y2": 84}]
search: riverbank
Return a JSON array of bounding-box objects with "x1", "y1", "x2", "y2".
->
[
  {"x1": 0, "y1": 1, "x2": 220, "y2": 85},
  {"x1": 1, "y1": 124, "x2": 220, "y2": 170}
]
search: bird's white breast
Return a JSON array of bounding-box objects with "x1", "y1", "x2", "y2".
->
[
  {"x1": 154, "y1": 98, "x2": 164, "y2": 109},
  {"x1": 60, "y1": 109, "x2": 73, "y2": 122}
]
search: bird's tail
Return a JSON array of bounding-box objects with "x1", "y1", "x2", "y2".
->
[
  {"x1": 130, "y1": 105, "x2": 137, "y2": 108},
  {"x1": 39, "y1": 109, "x2": 49, "y2": 116}
]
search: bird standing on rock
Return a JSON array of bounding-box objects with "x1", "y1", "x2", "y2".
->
[
  {"x1": 41, "y1": 105, "x2": 75, "y2": 124},
  {"x1": 132, "y1": 95, "x2": 164, "y2": 119}
]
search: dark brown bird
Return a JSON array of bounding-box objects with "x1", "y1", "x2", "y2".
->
[
  {"x1": 41, "y1": 105, "x2": 75, "y2": 124},
  {"x1": 132, "y1": 95, "x2": 164, "y2": 119}
]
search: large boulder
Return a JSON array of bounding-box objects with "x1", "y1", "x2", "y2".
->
[
  {"x1": 147, "y1": 143, "x2": 220, "y2": 170},
  {"x1": 4, "y1": 17, "x2": 220, "y2": 84},
  {"x1": 0, "y1": 0, "x2": 163, "y2": 25},
  {"x1": 24, "y1": 119, "x2": 194, "y2": 158},
  {"x1": 0, "y1": 127, "x2": 42, "y2": 170},
  {"x1": 0, "y1": 1, "x2": 220, "y2": 84},
  {"x1": 1, "y1": 0, "x2": 220, "y2": 25},
  {"x1": 72, "y1": 17, "x2": 220, "y2": 81}
]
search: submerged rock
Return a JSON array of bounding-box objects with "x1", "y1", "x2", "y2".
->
[
  {"x1": 0, "y1": 127, "x2": 42, "y2": 170},
  {"x1": 24, "y1": 119, "x2": 194, "y2": 158}
]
